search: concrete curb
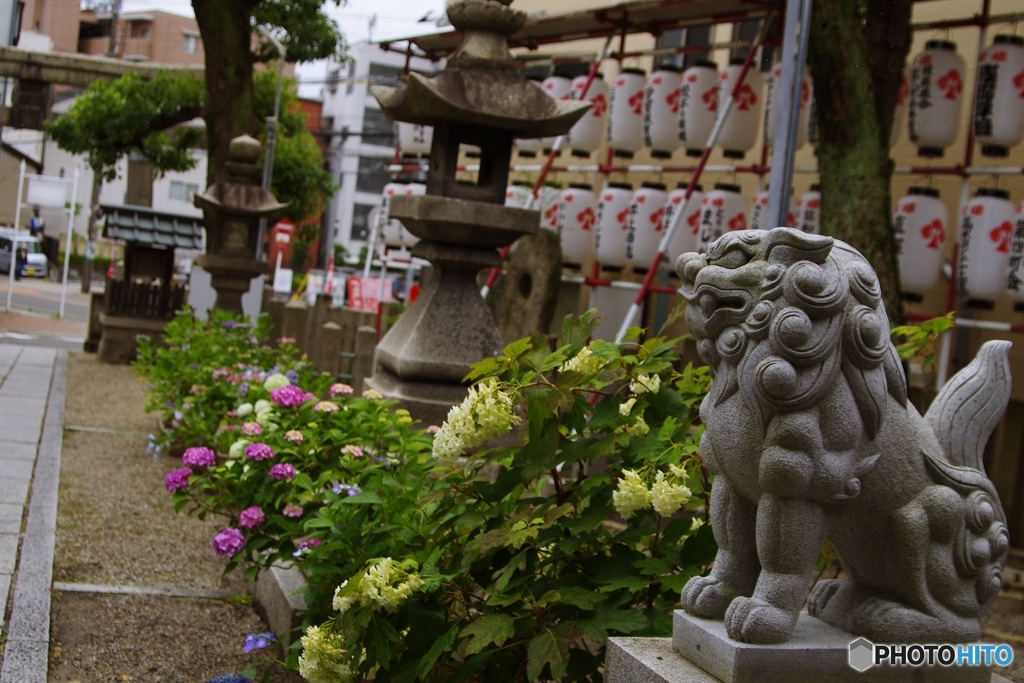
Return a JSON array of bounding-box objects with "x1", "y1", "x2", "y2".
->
[{"x1": 0, "y1": 349, "x2": 66, "y2": 683}]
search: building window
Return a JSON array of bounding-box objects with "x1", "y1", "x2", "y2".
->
[
  {"x1": 656, "y1": 25, "x2": 712, "y2": 70},
  {"x1": 368, "y1": 62, "x2": 402, "y2": 87},
  {"x1": 170, "y1": 181, "x2": 199, "y2": 201},
  {"x1": 355, "y1": 156, "x2": 391, "y2": 194},
  {"x1": 361, "y1": 108, "x2": 394, "y2": 147},
  {"x1": 730, "y1": 20, "x2": 774, "y2": 70},
  {"x1": 183, "y1": 34, "x2": 198, "y2": 54},
  {"x1": 350, "y1": 203, "x2": 375, "y2": 241}
]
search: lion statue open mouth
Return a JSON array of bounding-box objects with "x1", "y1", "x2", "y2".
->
[{"x1": 676, "y1": 228, "x2": 1010, "y2": 645}]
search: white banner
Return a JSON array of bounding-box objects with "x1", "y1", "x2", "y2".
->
[{"x1": 25, "y1": 176, "x2": 70, "y2": 208}]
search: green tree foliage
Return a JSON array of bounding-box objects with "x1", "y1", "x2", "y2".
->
[{"x1": 44, "y1": 72, "x2": 205, "y2": 181}]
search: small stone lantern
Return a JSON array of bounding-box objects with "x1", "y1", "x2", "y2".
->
[
  {"x1": 365, "y1": 0, "x2": 589, "y2": 422},
  {"x1": 193, "y1": 135, "x2": 289, "y2": 313}
]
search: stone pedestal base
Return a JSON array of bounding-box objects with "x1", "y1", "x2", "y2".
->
[
  {"x1": 97, "y1": 314, "x2": 169, "y2": 363},
  {"x1": 364, "y1": 367, "x2": 467, "y2": 427},
  {"x1": 606, "y1": 611, "x2": 1008, "y2": 683},
  {"x1": 195, "y1": 253, "x2": 265, "y2": 314}
]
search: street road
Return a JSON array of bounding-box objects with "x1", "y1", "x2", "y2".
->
[{"x1": 0, "y1": 276, "x2": 95, "y2": 324}]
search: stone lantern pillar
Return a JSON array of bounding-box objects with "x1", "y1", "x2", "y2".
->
[
  {"x1": 193, "y1": 135, "x2": 289, "y2": 313},
  {"x1": 365, "y1": 0, "x2": 590, "y2": 423}
]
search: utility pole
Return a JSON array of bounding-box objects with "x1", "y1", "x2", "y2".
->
[{"x1": 106, "y1": 0, "x2": 121, "y2": 58}]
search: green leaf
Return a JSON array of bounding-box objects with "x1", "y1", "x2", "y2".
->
[
  {"x1": 502, "y1": 337, "x2": 533, "y2": 359},
  {"x1": 492, "y1": 551, "x2": 527, "y2": 592},
  {"x1": 527, "y1": 629, "x2": 569, "y2": 681},
  {"x1": 340, "y1": 491, "x2": 383, "y2": 505},
  {"x1": 365, "y1": 617, "x2": 402, "y2": 668},
  {"x1": 416, "y1": 624, "x2": 459, "y2": 678},
  {"x1": 553, "y1": 586, "x2": 598, "y2": 609},
  {"x1": 460, "y1": 614, "x2": 516, "y2": 655}
]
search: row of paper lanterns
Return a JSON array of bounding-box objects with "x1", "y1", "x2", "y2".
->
[
  {"x1": 395, "y1": 35, "x2": 1024, "y2": 161},
  {"x1": 897, "y1": 186, "x2": 1024, "y2": 308}
]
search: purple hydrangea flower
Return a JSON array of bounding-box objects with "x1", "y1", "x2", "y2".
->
[
  {"x1": 242, "y1": 632, "x2": 276, "y2": 654},
  {"x1": 270, "y1": 385, "x2": 307, "y2": 408},
  {"x1": 286, "y1": 369, "x2": 299, "y2": 385},
  {"x1": 182, "y1": 446, "x2": 216, "y2": 468},
  {"x1": 211, "y1": 528, "x2": 245, "y2": 557},
  {"x1": 269, "y1": 463, "x2": 297, "y2": 480},
  {"x1": 207, "y1": 675, "x2": 252, "y2": 683},
  {"x1": 238, "y1": 506, "x2": 265, "y2": 529},
  {"x1": 282, "y1": 504, "x2": 303, "y2": 517},
  {"x1": 341, "y1": 445, "x2": 364, "y2": 458},
  {"x1": 165, "y1": 468, "x2": 192, "y2": 491},
  {"x1": 244, "y1": 443, "x2": 274, "y2": 461},
  {"x1": 237, "y1": 382, "x2": 250, "y2": 397}
]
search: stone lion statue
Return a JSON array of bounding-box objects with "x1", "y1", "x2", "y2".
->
[{"x1": 676, "y1": 228, "x2": 1010, "y2": 645}]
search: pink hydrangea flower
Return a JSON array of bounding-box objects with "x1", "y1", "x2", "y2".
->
[
  {"x1": 244, "y1": 442, "x2": 274, "y2": 461},
  {"x1": 284, "y1": 430, "x2": 304, "y2": 444},
  {"x1": 269, "y1": 463, "x2": 297, "y2": 480},
  {"x1": 181, "y1": 446, "x2": 216, "y2": 468},
  {"x1": 241, "y1": 421, "x2": 262, "y2": 436},
  {"x1": 426, "y1": 425, "x2": 440, "y2": 435},
  {"x1": 296, "y1": 537, "x2": 321, "y2": 549},
  {"x1": 329, "y1": 383, "x2": 354, "y2": 397},
  {"x1": 341, "y1": 445, "x2": 364, "y2": 458},
  {"x1": 313, "y1": 401, "x2": 339, "y2": 412},
  {"x1": 165, "y1": 468, "x2": 192, "y2": 491},
  {"x1": 212, "y1": 528, "x2": 245, "y2": 557},
  {"x1": 190, "y1": 385, "x2": 207, "y2": 396},
  {"x1": 270, "y1": 385, "x2": 307, "y2": 408},
  {"x1": 282, "y1": 504, "x2": 303, "y2": 517},
  {"x1": 277, "y1": 336, "x2": 297, "y2": 344},
  {"x1": 238, "y1": 506, "x2": 265, "y2": 529}
]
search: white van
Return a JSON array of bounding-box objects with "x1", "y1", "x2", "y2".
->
[{"x1": 0, "y1": 228, "x2": 48, "y2": 278}]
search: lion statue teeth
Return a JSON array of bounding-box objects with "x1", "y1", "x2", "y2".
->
[{"x1": 676, "y1": 228, "x2": 1011, "y2": 645}]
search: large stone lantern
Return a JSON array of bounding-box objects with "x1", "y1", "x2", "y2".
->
[
  {"x1": 365, "y1": 0, "x2": 589, "y2": 422},
  {"x1": 193, "y1": 135, "x2": 289, "y2": 313}
]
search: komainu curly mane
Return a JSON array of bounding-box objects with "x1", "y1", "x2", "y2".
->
[{"x1": 676, "y1": 228, "x2": 1010, "y2": 645}]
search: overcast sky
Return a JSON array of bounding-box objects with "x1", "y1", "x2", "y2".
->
[{"x1": 119, "y1": 0, "x2": 449, "y2": 97}]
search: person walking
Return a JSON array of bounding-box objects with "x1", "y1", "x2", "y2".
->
[
  {"x1": 14, "y1": 243, "x2": 27, "y2": 280},
  {"x1": 28, "y1": 206, "x2": 45, "y2": 238}
]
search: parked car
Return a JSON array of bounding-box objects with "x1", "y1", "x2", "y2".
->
[{"x1": 0, "y1": 228, "x2": 48, "y2": 278}]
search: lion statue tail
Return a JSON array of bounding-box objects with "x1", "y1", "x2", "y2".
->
[{"x1": 925, "y1": 340, "x2": 1012, "y2": 474}]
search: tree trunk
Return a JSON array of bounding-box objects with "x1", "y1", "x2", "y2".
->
[
  {"x1": 808, "y1": 0, "x2": 913, "y2": 325},
  {"x1": 192, "y1": 0, "x2": 259, "y2": 185},
  {"x1": 80, "y1": 173, "x2": 102, "y2": 294}
]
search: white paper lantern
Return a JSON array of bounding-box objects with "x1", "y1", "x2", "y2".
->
[
  {"x1": 608, "y1": 68, "x2": 646, "y2": 159},
  {"x1": 893, "y1": 187, "x2": 948, "y2": 301},
  {"x1": 505, "y1": 183, "x2": 534, "y2": 208},
  {"x1": 764, "y1": 64, "x2": 811, "y2": 151},
  {"x1": 957, "y1": 188, "x2": 1016, "y2": 305},
  {"x1": 396, "y1": 122, "x2": 433, "y2": 157},
  {"x1": 678, "y1": 60, "x2": 718, "y2": 157},
  {"x1": 974, "y1": 35, "x2": 1024, "y2": 158},
  {"x1": 909, "y1": 40, "x2": 966, "y2": 158},
  {"x1": 379, "y1": 182, "x2": 407, "y2": 247},
  {"x1": 664, "y1": 183, "x2": 704, "y2": 257},
  {"x1": 697, "y1": 183, "x2": 748, "y2": 252},
  {"x1": 891, "y1": 72, "x2": 909, "y2": 147},
  {"x1": 625, "y1": 182, "x2": 667, "y2": 270},
  {"x1": 1006, "y1": 201, "x2": 1024, "y2": 310},
  {"x1": 749, "y1": 189, "x2": 797, "y2": 231},
  {"x1": 540, "y1": 74, "x2": 573, "y2": 153},
  {"x1": 567, "y1": 73, "x2": 610, "y2": 158},
  {"x1": 595, "y1": 182, "x2": 634, "y2": 269},
  {"x1": 643, "y1": 64, "x2": 683, "y2": 158},
  {"x1": 717, "y1": 60, "x2": 765, "y2": 159},
  {"x1": 795, "y1": 185, "x2": 821, "y2": 235},
  {"x1": 539, "y1": 184, "x2": 563, "y2": 231},
  {"x1": 516, "y1": 76, "x2": 547, "y2": 158},
  {"x1": 557, "y1": 184, "x2": 598, "y2": 267}
]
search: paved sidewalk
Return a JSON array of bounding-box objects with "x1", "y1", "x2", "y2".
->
[{"x1": 0, "y1": 345, "x2": 64, "y2": 683}]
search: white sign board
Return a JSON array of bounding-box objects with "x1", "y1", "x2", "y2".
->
[
  {"x1": 273, "y1": 267, "x2": 294, "y2": 294},
  {"x1": 26, "y1": 177, "x2": 70, "y2": 208}
]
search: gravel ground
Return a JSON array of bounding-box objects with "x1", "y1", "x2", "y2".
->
[
  {"x1": 984, "y1": 610, "x2": 1024, "y2": 682},
  {"x1": 50, "y1": 352, "x2": 300, "y2": 683}
]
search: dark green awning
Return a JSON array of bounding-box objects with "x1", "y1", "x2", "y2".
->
[{"x1": 100, "y1": 203, "x2": 204, "y2": 249}]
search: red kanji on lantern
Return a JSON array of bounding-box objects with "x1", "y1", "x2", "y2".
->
[
  {"x1": 652, "y1": 75, "x2": 662, "y2": 85},
  {"x1": 666, "y1": 89, "x2": 681, "y2": 113},
  {"x1": 903, "y1": 202, "x2": 917, "y2": 214},
  {"x1": 687, "y1": 73, "x2": 698, "y2": 83},
  {"x1": 991, "y1": 221, "x2": 1012, "y2": 253},
  {"x1": 897, "y1": 75, "x2": 909, "y2": 105},
  {"x1": 992, "y1": 50, "x2": 1008, "y2": 63},
  {"x1": 578, "y1": 207, "x2": 596, "y2": 231},
  {"x1": 591, "y1": 93, "x2": 608, "y2": 117},
  {"x1": 921, "y1": 219, "x2": 945, "y2": 249},
  {"x1": 628, "y1": 91, "x2": 644, "y2": 115},
  {"x1": 936, "y1": 69, "x2": 962, "y2": 100},
  {"x1": 735, "y1": 83, "x2": 758, "y2": 111},
  {"x1": 919, "y1": 54, "x2": 933, "y2": 66},
  {"x1": 971, "y1": 204, "x2": 985, "y2": 216},
  {"x1": 728, "y1": 213, "x2": 747, "y2": 231},
  {"x1": 616, "y1": 208, "x2": 629, "y2": 227},
  {"x1": 1015, "y1": 70, "x2": 1024, "y2": 98},
  {"x1": 806, "y1": 198, "x2": 820, "y2": 210},
  {"x1": 703, "y1": 86, "x2": 718, "y2": 112},
  {"x1": 651, "y1": 207, "x2": 665, "y2": 231},
  {"x1": 687, "y1": 210, "x2": 700, "y2": 233},
  {"x1": 712, "y1": 197, "x2": 725, "y2": 207}
]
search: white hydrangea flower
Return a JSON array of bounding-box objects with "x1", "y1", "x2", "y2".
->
[
  {"x1": 334, "y1": 558, "x2": 425, "y2": 616},
  {"x1": 690, "y1": 517, "x2": 705, "y2": 532},
  {"x1": 630, "y1": 373, "x2": 661, "y2": 395},
  {"x1": 332, "y1": 581, "x2": 354, "y2": 613},
  {"x1": 254, "y1": 400, "x2": 272, "y2": 415},
  {"x1": 561, "y1": 347, "x2": 605, "y2": 377},
  {"x1": 650, "y1": 471, "x2": 692, "y2": 517},
  {"x1": 236, "y1": 402, "x2": 254, "y2": 417},
  {"x1": 613, "y1": 470, "x2": 652, "y2": 519},
  {"x1": 626, "y1": 416, "x2": 649, "y2": 437},
  {"x1": 228, "y1": 439, "x2": 250, "y2": 459},
  {"x1": 263, "y1": 373, "x2": 290, "y2": 391},
  {"x1": 619, "y1": 397, "x2": 637, "y2": 416},
  {"x1": 298, "y1": 625, "x2": 353, "y2": 683},
  {"x1": 432, "y1": 378, "x2": 520, "y2": 464}
]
